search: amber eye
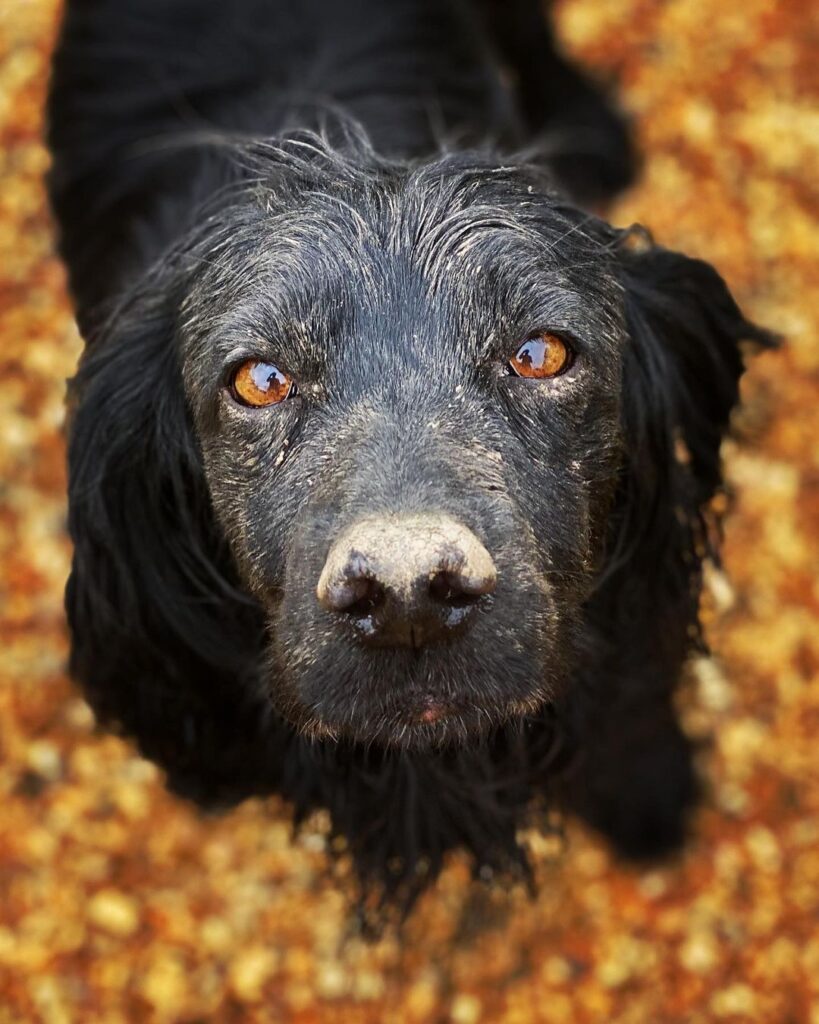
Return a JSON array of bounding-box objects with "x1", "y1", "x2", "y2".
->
[
  {"x1": 508, "y1": 332, "x2": 573, "y2": 379},
  {"x1": 230, "y1": 359, "x2": 297, "y2": 407}
]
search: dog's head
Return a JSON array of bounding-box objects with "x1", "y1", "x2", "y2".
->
[{"x1": 67, "y1": 135, "x2": 771, "y2": 756}]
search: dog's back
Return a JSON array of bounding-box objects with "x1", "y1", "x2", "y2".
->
[
  {"x1": 48, "y1": 0, "x2": 639, "y2": 331},
  {"x1": 47, "y1": 0, "x2": 527, "y2": 323}
]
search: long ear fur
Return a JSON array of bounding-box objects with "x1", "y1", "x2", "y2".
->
[
  {"x1": 557, "y1": 230, "x2": 776, "y2": 858},
  {"x1": 65, "y1": 263, "x2": 271, "y2": 803},
  {"x1": 597, "y1": 232, "x2": 776, "y2": 662}
]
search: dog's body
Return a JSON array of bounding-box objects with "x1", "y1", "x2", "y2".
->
[{"x1": 47, "y1": 0, "x2": 771, "y2": 905}]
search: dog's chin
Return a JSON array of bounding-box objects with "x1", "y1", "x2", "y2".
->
[
  {"x1": 278, "y1": 688, "x2": 548, "y2": 751},
  {"x1": 267, "y1": 596, "x2": 561, "y2": 749}
]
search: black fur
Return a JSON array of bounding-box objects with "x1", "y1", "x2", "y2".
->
[{"x1": 47, "y1": 0, "x2": 773, "y2": 908}]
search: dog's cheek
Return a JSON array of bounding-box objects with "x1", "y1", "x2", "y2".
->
[
  {"x1": 194, "y1": 421, "x2": 306, "y2": 595},
  {"x1": 516, "y1": 392, "x2": 622, "y2": 593}
]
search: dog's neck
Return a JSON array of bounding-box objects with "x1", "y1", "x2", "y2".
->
[
  {"x1": 49, "y1": 0, "x2": 524, "y2": 325},
  {"x1": 286, "y1": 0, "x2": 522, "y2": 157}
]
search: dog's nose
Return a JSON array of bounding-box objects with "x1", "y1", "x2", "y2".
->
[{"x1": 316, "y1": 513, "x2": 497, "y2": 647}]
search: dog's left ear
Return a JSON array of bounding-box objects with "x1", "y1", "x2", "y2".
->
[
  {"x1": 606, "y1": 230, "x2": 776, "y2": 596},
  {"x1": 589, "y1": 227, "x2": 776, "y2": 674},
  {"x1": 565, "y1": 231, "x2": 776, "y2": 858},
  {"x1": 618, "y1": 229, "x2": 775, "y2": 503}
]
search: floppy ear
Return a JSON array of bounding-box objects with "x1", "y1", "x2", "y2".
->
[
  {"x1": 594, "y1": 230, "x2": 776, "y2": 667},
  {"x1": 558, "y1": 232, "x2": 776, "y2": 859},
  {"x1": 65, "y1": 266, "x2": 269, "y2": 803}
]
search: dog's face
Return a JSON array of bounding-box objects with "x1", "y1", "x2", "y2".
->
[{"x1": 179, "y1": 154, "x2": 626, "y2": 747}]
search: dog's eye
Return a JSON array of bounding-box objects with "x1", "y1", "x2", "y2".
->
[
  {"x1": 508, "y1": 333, "x2": 573, "y2": 379},
  {"x1": 230, "y1": 360, "x2": 297, "y2": 407}
]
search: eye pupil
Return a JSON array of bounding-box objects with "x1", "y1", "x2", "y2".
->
[
  {"x1": 231, "y1": 359, "x2": 296, "y2": 407},
  {"x1": 251, "y1": 363, "x2": 284, "y2": 393},
  {"x1": 508, "y1": 333, "x2": 571, "y2": 379},
  {"x1": 517, "y1": 346, "x2": 536, "y2": 371}
]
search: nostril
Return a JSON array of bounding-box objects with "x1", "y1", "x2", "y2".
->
[
  {"x1": 428, "y1": 568, "x2": 495, "y2": 607},
  {"x1": 320, "y1": 575, "x2": 385, "y2": 616}
]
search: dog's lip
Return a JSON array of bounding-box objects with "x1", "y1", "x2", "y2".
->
[
  {"x1": 294, "y1": 690, "x2": 550, "y2": 748},
  {"x1": 399, "y1": 691, "x2": 547, "y2": 730},
  {"x1": 413, "y1": 694, "x2": 454, "y2": 725}
]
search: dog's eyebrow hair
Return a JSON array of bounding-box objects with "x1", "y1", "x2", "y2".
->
[
  {"x1": 180, "y1": 251, "x2": 238, "y2": 276},
  {"x1": 542, "y1": 213, "x2": 600, "y2": 254},
  {"x1": 301, "y1": 190, "x2": 376, "y2": 243},
  {"x1": 402, "y1": 210, "x2": 543, "y2": 294}
]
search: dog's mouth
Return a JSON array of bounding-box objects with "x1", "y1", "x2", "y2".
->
[
  {"x1": 291, "y1": 689, "x2": 547, "y2": 749},
  {"x1": 268, "y1": 563, "x2": 560, "y2": 748},
  {"x1": 414, "y1": 694, "x2": 453, "y2": 725}
]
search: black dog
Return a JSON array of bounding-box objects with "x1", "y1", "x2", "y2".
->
[{"x1": 47, "y1": 0, "x2": 772, "y2": 906}]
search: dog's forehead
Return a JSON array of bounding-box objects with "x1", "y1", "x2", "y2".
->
[
  {"x1": 263, "y1": 167, "x2": 608, "y2": 277},
  {"x1": 181, "y1": 165, "x2": 622, "y2": 371},
  {"x1": 258, "y1": 174, "x2": 613, "y2": 316}
]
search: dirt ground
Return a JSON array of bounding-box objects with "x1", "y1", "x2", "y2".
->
[{"x1": 1, "y1": 0, "x2": 817, "y2": 1021}]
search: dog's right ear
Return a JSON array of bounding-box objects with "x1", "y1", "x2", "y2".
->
[{"x1": 65, "y1": 267, "x2": 266, "y2": 796}]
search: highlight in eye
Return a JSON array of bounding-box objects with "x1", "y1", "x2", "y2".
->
[
  {"x1": 508, "y1": 332, "x2": 573, "y2": 379},
  {"x1": 230, "y1": 359, "x2": 297, "y2": 407}
]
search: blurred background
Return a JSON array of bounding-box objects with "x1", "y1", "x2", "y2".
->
[{"x1": 0, "y1": 0, "x2": 817, "y2": 1021}]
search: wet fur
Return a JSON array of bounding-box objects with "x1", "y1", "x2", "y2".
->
[{"x1": 47, "y1": 0, "x2": 773, "y2": 908}]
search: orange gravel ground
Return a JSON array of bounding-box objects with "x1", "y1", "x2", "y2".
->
[{"x1": 1, "y1": 1, "x2": 818, "y2": 1021}]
